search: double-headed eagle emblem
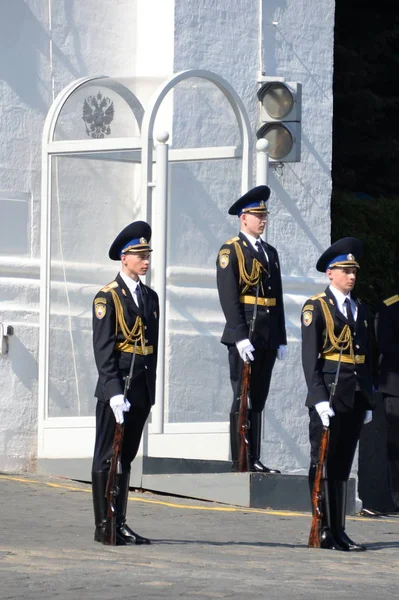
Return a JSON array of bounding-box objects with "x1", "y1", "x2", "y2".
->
[{"x1": 82, "y1": 91, "x2": 114, "y2": 139}]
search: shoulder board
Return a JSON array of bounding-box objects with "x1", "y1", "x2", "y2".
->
[
  {"x1": 225, "y1": 236, "x2": 240, "y2": 245},
  {"x1": 384, "y1": 294, "x2": 399, "y2": 306},
  {"x1": 310, "y1": 292, "x2": 326, "y2": 300},
  {"x1": 100, "y1": 280, "x2": 119, "y2": 293}
]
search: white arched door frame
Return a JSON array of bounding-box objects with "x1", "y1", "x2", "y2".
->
[
  {"x1": 140, "y1": 69, "x2": 253, "y2": 438},
  {"x1": 38, "y1": 76, "x2": 145, "y2": 462}
]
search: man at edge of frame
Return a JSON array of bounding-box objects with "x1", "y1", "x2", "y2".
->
[{"x1": 301, "y1": 237, "x2": 374, "y2": 551}]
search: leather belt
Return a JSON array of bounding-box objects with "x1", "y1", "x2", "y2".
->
[
  {"x1": 239, "y1": 295, "x2": 276, "y2": 307},
  {"x1": 115, "y1": 342, "x2": 153, "y2": 355},
  {"x1": 321, "y1": 352, "x2": 365, "y2": 364}
]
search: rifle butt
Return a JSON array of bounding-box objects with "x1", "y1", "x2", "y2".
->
[{"x1": 307, "y1": 518, "x2": 322, "y2": 548}]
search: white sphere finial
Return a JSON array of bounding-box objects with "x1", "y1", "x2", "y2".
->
[
  {"x1": 256, "y1": 138, "x2": 269, "y2": 153},
  {"x1": 156, "y1": 130, "x2": 170, "y2": 143}
]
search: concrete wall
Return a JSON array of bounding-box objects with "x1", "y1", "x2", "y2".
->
[{"x1": 0, "y1": 0, "x2": 336, "y2": 475}]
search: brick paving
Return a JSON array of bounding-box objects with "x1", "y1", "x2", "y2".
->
[{"x1": 1, "y1": 473, "x2": 399, "y2": 599}]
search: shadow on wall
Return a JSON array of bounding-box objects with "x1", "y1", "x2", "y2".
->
[
  {"x1": 0, "y1": 0, "x2": 80, "y2": 114},
  {"x1": 9, "y1": 334, "x2": 38, "y2": 394}
]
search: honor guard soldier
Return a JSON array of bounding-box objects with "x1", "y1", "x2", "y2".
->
[
  {"x1": 91, "y1": 221, "x2": 159, "y2": 545},
  {"x1": 375, "y1": 258, "x2": 399, "y2": 512},
  {"x1": 302, "y1": 237, "x2": 374, "y2": 551},
  {"x1": 216, "y1": 185, "x2": 287, "y2": 474}
]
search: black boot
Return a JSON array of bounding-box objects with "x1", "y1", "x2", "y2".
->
[
  {"x1": 249, "y1": 412, "x2": 280, "y2": 474},
  {"x1": 116, "y1": 472, "x2": 151, "y2": 545},
  {"x1": 230, "y1": 412, "x2": 240, "y2": 472},
  {"x1": 308, "y1": 467, "x2": 347, "y2": 551},
  {"x1": 91, "y1": 471, "x2": 126, "y2": 545},
  {"x1": 331, "y1": 480, "x2": 366, "y2": 551}
]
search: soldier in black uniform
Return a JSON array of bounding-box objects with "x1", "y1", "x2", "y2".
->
[
  {"x1": 375, "y1": 259, "x2": 399, "y2": 511},
  {"x1": 91, "y1": 221, "x2": 159, "y2": 545},
  {"x1": 216, "y1": 185, "x2": 287, "y2": 474},
  {"x1": 301, "y1": 237, "x2": 374, "y2": 551}
]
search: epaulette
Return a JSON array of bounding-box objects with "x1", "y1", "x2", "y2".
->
[
  {"x1": 100, "y1": 280, "x2": 119, "y2": 293},
  {"x1": 309, "y1": 292, "x2": 326, "y2": 300},
  {"x1": 384, "y1": 294, "x2": 399, "y2": 307},
  {"x1": 225, "y1": 236, "x2": 240, "y2": 245}
]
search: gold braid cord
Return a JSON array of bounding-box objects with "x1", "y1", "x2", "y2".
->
[
  {"x1": 110, "y1": 289, "x2": 145, "y2": 347},
  {"x1": 318, "y1": 297, "x2": 353, "y2": 359},
  {"x1": 233, "y1": 241, "x2": 265, "y2": 295}
]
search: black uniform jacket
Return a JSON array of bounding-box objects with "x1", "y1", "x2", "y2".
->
[
  {"x1": 92, "y1": 273, "x2": 159, "y2": 405},
  {"x1": 375, "y1": 294, "x2": 399, "y2": 396},
  {"x1": 301, "y1": 287, "x2": 374, "y2": 411},
  {"x1": 216, "y1": 232, "x2": 287, "y2": 349}
]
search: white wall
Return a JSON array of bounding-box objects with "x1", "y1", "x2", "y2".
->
[
  {"x1": 0, "y1": 0, "x2": 167, "y2": 470},
  {"x1": 0, "y1": 0, "x2": 335, "y2": 475},
  {"x1": 170, "y1": 0, "x2": 335, "y2": 472}
]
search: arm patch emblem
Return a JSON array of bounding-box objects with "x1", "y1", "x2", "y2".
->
[
  {"x1": 95, "y1": 303, "x2": 106, "y2": 319},
  {"x1": 219, "y1": 253, "x2": 229, "y2": 268},
  {"x1": 302, "y1": 311, "x2": 313, "y2": 326}
]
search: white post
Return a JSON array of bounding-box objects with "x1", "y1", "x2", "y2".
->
[
  {"x1": 256, "y1": 139, "x2": 270, "y2": 242},
  {"x1": 256, "y1": 138, "x2": 269, "y2": 186},
  {"x1": 151, "y1": 131, "x2": 169, "y2": 434}
]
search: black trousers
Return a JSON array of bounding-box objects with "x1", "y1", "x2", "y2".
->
[
  {"x1": 383, "y1": 395, "x2": 399, "y2": 509},
  {"x1": 228, "y1": 345, "x2": 277, "y2": 413},
  {"x1": 92, "y1": 373, "x2": 151, "y2": 472},
  {"x1": 309, "y1": 392, "x2": 367, "y2": 482}
]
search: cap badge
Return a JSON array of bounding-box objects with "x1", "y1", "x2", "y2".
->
[
  {"x1": 260, "y1": 201, "x2": 265, "y2": 208},
  {"x1": 347, "y1": 253, "x2": 355, "y2": 260},
  {"x1": 140, "y1": 237, "x2": 147, "y2": 244}
]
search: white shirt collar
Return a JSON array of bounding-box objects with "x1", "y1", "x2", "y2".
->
[
  {"x1": 119, "y1": 270, "x2": 140, "y2": 295},
  {"x1": 329, "y1": 285, "x2": 354, "y2": 313},
  {"x1": 241, "y1": 231, "x2": 261, "y2": 250}
]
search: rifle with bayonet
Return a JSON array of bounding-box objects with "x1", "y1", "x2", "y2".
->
[
  {"x1": 308, "y1": 344, "x2": 344, "y2": 548},
  {"x1": 237, "y1": 283, "x2": 259, "y2": 472},
  {"x1": 104, "y1": 339, "x2": 138, "y2": 545}
]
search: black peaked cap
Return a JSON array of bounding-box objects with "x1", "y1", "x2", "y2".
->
[
  {"x1": 228, "y1": 185, "x2": 271, "y2": 216},
  {"x1": 108, "y1": 220, "x2": 152, "y2": 261},
  {"x1": 316, "y1": 237, "x2": 363, "y2": 272}
]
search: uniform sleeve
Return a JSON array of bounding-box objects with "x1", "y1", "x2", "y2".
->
[
  {"x1": 152, "y1": 290, "x2": 160, "y2": 369},
  {"x1": 216, "y1": 243, "x2": 248, "y2": 343},
  {"x1": 92, "y1": 292, "x2": 123, "y2": 400},
  {"x1": 375, "y1": 302, "x2": 399, "y2": 354},
  {"x1": 301, "y1": 300, "x2": 329, "y2": 405},
  {"x1": 274, "y1": 249, "x2": 287, "y2": 345}
]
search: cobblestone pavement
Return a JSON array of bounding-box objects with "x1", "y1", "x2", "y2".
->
[{"x1": 1, "y1": 473, "x2": 399, "y2": 600}]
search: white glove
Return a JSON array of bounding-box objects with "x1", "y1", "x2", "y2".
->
[
  {"x1": 363, "y1": 410, "x2": 373, "y2": 425},
  {"x1": 110, "y1": 394, "x2": 131, "y2": 424},
  {"x1": 315, "y1": 401, "x2": 335, "y2": 427},
  {"x1": 236, "y1": 338, "x2": 255, "y2": 362},
  {"x1": 277, "y1": 345, "x2": 287, "y2": 360}
]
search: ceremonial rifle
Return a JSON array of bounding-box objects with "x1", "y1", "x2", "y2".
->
[
  {"x1": 308, "y1": 344, "x2": 344, "y2": 548},
  {"x1": 104, "y1": 339, "x2": 138, "y2": 545},
  {"x1": 237, "y1": 283, "x2": 259, "y2": 472}
]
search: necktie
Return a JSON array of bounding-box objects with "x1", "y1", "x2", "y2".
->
[
  {"x1": 136, "y1": 283, "x2": 145, "y2": 313},
  {"x1": 255, "y1": 240, "x2": 268, "y2": 268},
  {"x1": 344, "y1": 298, "x2": 355, "y2": 329}
]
